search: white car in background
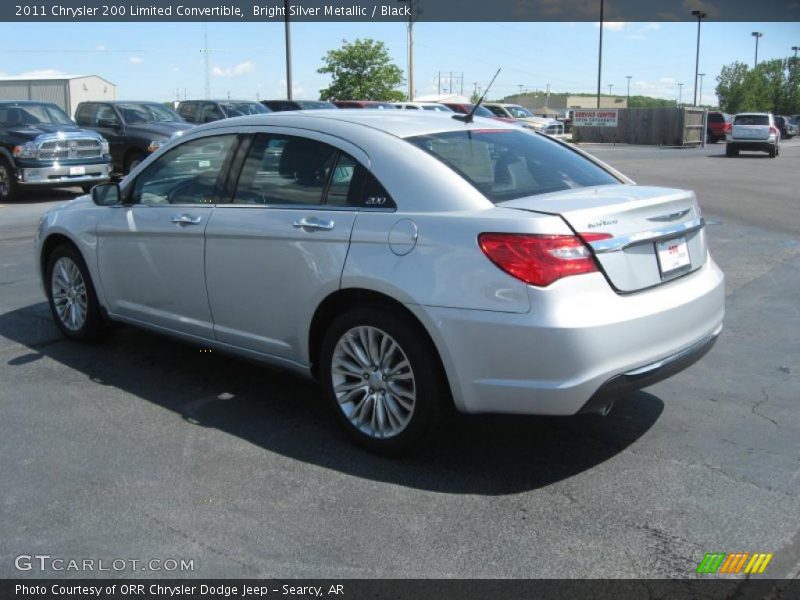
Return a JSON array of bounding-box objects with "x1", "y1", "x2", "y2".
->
[
  {"x1": 36, "y1": 110, "x2": 724, "y2": 453},
  {"x1": 393, "y1": 102, "x2": 454, "y2": 112}
]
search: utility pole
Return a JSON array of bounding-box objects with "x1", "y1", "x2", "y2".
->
[
  {"x1": 203, "y1": 22, "x2": 210, "y2": 99},
  {"x1": 518, "y1": 84, "x2": 524, "y2": 95},
  {"x1": 284, "y1": 0, "x2": 292, "y2": 99},
  {"x1": 608, "y1": 83, "x2": 613, "y2": 97},
  {"x1": 460, "y1": 72, "x2": 464, "y2": 96},
  {"x1": 438, "y1": 72, "x2": 441, "y2": 95},
  {"x1": 678, "y1": 82, "x2": 684, "y2": 106},
  {"x1": 691, "y1": 10, "x2": 706, "y2": 106},
  {"x1": 545, "y1": 83, "x2": 550, "y2": 109},
  {"x1": 397, "y1": 0, "x2": 418, "y2": 100},
  {"x1": 597, "y1": 0, "x2": 604, "y2": 108},
  {"x1": 752, "y1": 31, "x2": 763, "y2": 68},
  {"x1": 626, "y1": 75, "x2": 632, "y2": 104},
  {"x1": 698, "y1": 73, "x2": 705, "y2": 106}
]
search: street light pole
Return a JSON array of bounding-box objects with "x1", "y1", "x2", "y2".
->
[
  {"x1": 626, "y1": 75, "x2": 632, "y2": 104},
  {"x1": 691, "y1": 10, "x2": 706, "y2": 106},
  {"x1": 596, "y1": 0, "x2": 604, "y2": 109},
  {"x1": 398, "y1": 0, "x2": 417, "y2": 101},
  {"x1": 608, "y1": 83, "x2": 613, "y2": 97},
  {"x1": 698, "y1": 73, "x2": 705, "y2": 106},
  {"x1": 752, "y1": 32, "x2": 763, "y2": 68},
  {"x1": 678, "y1": 82, "x2": 683, "y2": 106},
  {"x1": 284, "y1": 0, "x2": 292, "y2": 99}
]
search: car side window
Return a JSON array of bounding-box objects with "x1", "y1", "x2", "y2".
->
[
  {"x1": 178, "y1": 102, "x2": 197, "y2": 122},
  {"x1": 232, "y1": 134, "x2": 336, "y2": 206},
  {"x1": 199, "y1": 103, "x2": 224, "y2": 123},
  {"x1": 75, "y1": 104, "x2": 95, "y2": 126},
  {"x1": 95, "y1": 105, "x2": 119, "y2": 127},
  {"x1": 325, "y1": 157, "x2": 396, "y2": 210},
  {"x1": 131, "y1": 134, "x2": 236, "y2": 206}
]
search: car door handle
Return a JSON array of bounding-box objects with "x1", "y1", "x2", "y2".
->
[
  {"x1": 171, "y1": 214, "x2": 203, "y2": 225},
  {"x1": 293, "y1": 217, "x2": 335, "y2": 231}
]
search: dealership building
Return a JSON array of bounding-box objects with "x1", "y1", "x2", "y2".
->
[{"x1": 0, "y1": 74, "x2": 116, "y2": 118}]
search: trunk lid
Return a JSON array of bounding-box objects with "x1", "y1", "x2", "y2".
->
[{"x1": 501, "y1": 184, "x2": 707, "y2": 292}]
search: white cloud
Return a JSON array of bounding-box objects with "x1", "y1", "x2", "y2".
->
[
  {"x1": 658, "y1": 77, "x2": 676, "y2": 84},
  {"x1": 595, "y1": 21, "x2": 627, "y2": 31},
  {"x1": 640, "y1": 23, "x2": 660, "y2": 32},
  {"x1": 96, "y1": 44, "x2": 107, "y2": 51},
  {"x1": 212, "y1": 60, "x2": 255, "y2": 77},
  {"x1": 171, "y1": 67, "x2": 180, "y2": 73},
  {"x1": 276, "y1": 79, "x2": 305, "y2": 98},
  {"x1": 129, "y1": 56, "x2": 143, "y2": 64}
]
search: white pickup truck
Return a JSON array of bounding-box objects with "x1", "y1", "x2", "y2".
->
[{"x1": 726, "y1": 112, "x2": 780, "y2": 158}]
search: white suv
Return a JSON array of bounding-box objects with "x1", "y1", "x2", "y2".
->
[{"x1": 726, "y1": 112, "x2": 780, "y2": 158}]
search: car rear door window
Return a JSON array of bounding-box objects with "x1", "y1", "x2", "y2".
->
[
  {"x1": 232, "y1": 134, "x2": 336, "y2": 206},
  {"x1": 178, "y1": 102, "x2": 198, "y2": 122},
  {"x1": 131, "y1": 134, "x2": 236, "y2": 205}
]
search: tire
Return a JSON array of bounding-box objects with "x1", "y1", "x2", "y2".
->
[
  {"x1": 769, "y1": 145, "x2": 777, "y2": 158},
  {"x1": 125, "y1": 152, "x2": 145, "y2": 175},
  {"x1": 0, "y1": 158, "x2": 19, "y2": 202},
  {"x1": 319, "y1": 307, "x2": 448, "y2": 455},
  {"x1": 726, "y1": 145, "x2": 738, "y2": 157},
  {"x1": 45, "y1": 244, "x2": 107, "y2": 341},
  {"x1": 81, "y1": 184, "x2": 95, "y2": 194}
]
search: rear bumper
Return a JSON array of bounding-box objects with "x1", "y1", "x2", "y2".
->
[
  {"x1": 727, "y1": 141, "x2": 775, "y2": 152},
  {"x1": 17, "y1": 162, "x2": 111, "y2": 186},
  {"x1": 577, "y1": 324, "x2": 721, "y2": 414},
  {"x1": 410, "y1": 257, "x2": 725, "y2": 416}
]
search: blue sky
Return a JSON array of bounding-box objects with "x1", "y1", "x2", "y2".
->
[{"x1": 1, "y1": 20, "x2": 798, "y2": 106}]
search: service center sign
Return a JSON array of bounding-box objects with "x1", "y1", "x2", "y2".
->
[{"x1": 574, "y1": 109, "x2": 619, "y2": 127}]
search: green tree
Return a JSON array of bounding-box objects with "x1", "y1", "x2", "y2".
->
[
  {"x1": 318, "y1": 38, "x2": 405, "y2": 101},
  {"x1": 716, "y1": 59, "x2": 800, "y2": 114}
]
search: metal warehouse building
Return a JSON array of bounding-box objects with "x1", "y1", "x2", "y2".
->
[{"x1": 0, "y1": 74, "x2": 116, "y2": 118}]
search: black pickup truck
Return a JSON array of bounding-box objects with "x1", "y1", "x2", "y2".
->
[
  {"x1": 0, "y1": 101, "x2": 111, "y2": 202},
  {"x1": 74, "y1": 101, "x2": 193, "y2": 175}
]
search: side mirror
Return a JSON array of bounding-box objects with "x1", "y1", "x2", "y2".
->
[{"x1": 91, "y1": 182, "x2": 121, "y2": 206}]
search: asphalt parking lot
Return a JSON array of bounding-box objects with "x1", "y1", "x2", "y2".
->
[{"x1": 1, "y1": 139, "x2": 798, "y2": 580}]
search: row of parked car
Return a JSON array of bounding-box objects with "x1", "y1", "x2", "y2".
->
[{"x1": 0, "y1": 97, "x2": 569, "y2": 202}]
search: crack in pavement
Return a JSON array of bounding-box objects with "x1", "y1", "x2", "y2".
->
[{"x1": 753, "y1": 387, "x2": 780, "y2": 430}]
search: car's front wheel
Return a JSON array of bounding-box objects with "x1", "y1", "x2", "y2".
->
[
  {"x1": 319, "y1": 307, "x2": 447, "y2": 454},
  {"x1": 45, "y1": 244, "x2": 107, "y2": 341},
  {"x1": 0, "y1": 158, "x2": 18, "y2": 202}
]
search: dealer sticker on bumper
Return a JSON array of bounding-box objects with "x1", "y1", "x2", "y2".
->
[
  {"x1": 656, "y1": 236, "x2": 691, "y2": 278},
  {"x1": 69, "y1": 166, "x2": 86, "y2": 176}
]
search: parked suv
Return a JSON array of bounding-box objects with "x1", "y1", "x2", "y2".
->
[
  {"x1": 726, "y1": 113, "x2": 780, "y2": 158},
  {"x1": 177, "y1": 100, "x2": 269, "y2": 124},
  {"x1": 0, "y1": 101, "x2": 111, "y2": 202},
  {"x1": 706, "y1": 111, "x2": 731, "y2": 143},
  {"x1": 774, "y1": 116, "x2": 794, "y2": 140},
  {"x1": 75, "y1": 101, "x2": 194, "y2": 175}
]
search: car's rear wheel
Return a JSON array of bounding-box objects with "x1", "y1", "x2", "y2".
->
[
  {"x1": 0, "y1": 158, "x2": 18, "y2": 202},
  {"x1": 319, "y1": 307, "x2": 447, "y2": 454},
  {"x1": 769, "y1": 145, "x2": 777, "y2": 158},
  {"x1": 45, "y1": 244, "x2": 107, "y2": 341},
  {"x1": 725, "y1": 145, "x2": 738, "y2": 157}
]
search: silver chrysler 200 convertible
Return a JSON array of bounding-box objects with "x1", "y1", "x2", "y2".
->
[{"x1": 36, "y1": 110, "x2": 724, "y2": 453}]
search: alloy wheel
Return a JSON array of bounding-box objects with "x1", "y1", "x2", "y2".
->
[
  {"x1": 51, "y1": 257, "x2": 89, "y2": 331},
  {"x1": 331, "y1": 326, "x2": 416, "y2": 439}
]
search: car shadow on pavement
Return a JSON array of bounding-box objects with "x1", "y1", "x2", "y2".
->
[
  {"x1": 7, "y1": 188, "x2": 86, "y2": 204},
  {"x1": 0, "y1": 302, "x2": 663, "y2": 496}
]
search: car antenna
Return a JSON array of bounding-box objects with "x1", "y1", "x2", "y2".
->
[{"x1": 453, "y1": 68, "x2": 501, "y2": 124}]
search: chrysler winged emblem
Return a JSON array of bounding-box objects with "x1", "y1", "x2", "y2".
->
[{"x1": 67, "y1": 140, "x2": 78, "y2": 159}]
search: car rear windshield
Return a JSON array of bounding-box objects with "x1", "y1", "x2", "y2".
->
[
  {"x1": 708, "y1": 113, "x2": 725, "y2": 123},
  {"x1": 406, "y1": 129, "x2": 619, "y2": 203},
  {"x1": 735, "y1": 115, "x2": 769, "y2": 126},
  {"x1": 0, "y1": 103, "x2": 72, "y2": 126}
]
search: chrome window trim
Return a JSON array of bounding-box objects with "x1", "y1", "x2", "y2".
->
[{"x1": 589, "y1": 217, "x2": 705, "y2": 254}]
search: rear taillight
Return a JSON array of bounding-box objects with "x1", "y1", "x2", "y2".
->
[
  {"x1": 478, "y1": 233, "x2": 610, "y2": 287},
  {"x1": 770, "y1": 126, "x2": 779, "y2": 136}
]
